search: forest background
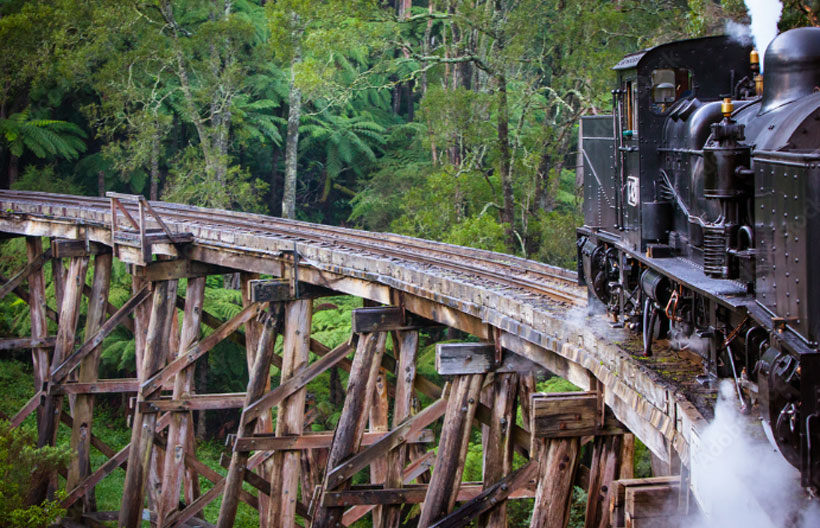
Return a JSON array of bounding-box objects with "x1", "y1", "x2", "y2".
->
[{"x1": 1, "y1": 0, "x2": 819, "y2": 526}]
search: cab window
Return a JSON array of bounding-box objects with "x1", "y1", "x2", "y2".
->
[{"x1": 650, "y1": 68, "x2": 692, "y2": 114}]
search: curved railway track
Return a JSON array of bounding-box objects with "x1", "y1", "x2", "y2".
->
[{"x1": 1, "y1": 191, "x2": 584, "y2": 305}]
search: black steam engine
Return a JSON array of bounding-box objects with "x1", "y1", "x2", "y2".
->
[{"x1": 577, "y1": 27, "x2": 820, "y2": 489}]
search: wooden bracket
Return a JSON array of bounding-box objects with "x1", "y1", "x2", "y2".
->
[
  {"x1": 351, "y1": 306, "x2": 438, "y2": 333},
  {"x1": 107, "y1": 192, "x2": 192, "y2": 263},
  {"x1": 51, "y1": 239, "x2": 111, "y2": 258},
  {"x1": 135, "y1": 259, "x2": 231, "y2": 282},
  {"x1": 436, "y1": 343, "x2": 547, "y2": 376},
  {"x1": 530, "y1": 391, "x2": 626, "y2": 438}
]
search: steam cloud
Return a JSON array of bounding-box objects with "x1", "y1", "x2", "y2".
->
[
  {"x1": 743, "y1": 0, "x2": 783, "y2": 70},
  {"x1": 690, "y1": 381, "x2": 819, "y2": 527}
]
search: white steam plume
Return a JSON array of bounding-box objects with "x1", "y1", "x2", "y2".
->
[
  {"x1": 689, "y1": 381, "x2": 819, "y2": 527},
  {"x1": 724, "y1": 19, "x2": 753, "y2": 46},
  {"x1": 744, "y1": 0, "x2": 783, "y2": 71}
]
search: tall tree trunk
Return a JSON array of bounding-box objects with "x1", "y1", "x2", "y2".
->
[
  {"x1": 497, "y1": 73, "x2": 515, "y2": 247},
  {"x1": 281, "y1": 18, "x2": 303, "y2": 220},
  {"x1": 150, "y1": 134, "x2": 160, "y2": 200},
  {"x1": 98, "y1": 171, "x2": 105, "y2": 197},
  {"x1": 8, "y1": 154, "x2": 18, "y2": 187}
]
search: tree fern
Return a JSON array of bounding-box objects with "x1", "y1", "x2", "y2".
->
[{"x1": 0, "y1": 108, "x2": 86, "y2": 160}]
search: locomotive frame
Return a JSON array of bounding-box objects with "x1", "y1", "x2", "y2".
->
[{"x1": 576, "y1": 28, "x2": 820, "y2": 490}]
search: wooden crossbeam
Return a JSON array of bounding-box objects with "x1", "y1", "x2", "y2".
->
[
  {"x1": 436, "y1": 343, "x2": 548, "y2": 375},
  {"x1": 55, "y1": 379, "x2": 139, "y2": 394},
  {"x1": 50, "y1": 286, "x2": 151, "y2": 383},
  {"x1": 351, "y1": 306, "x2": 438, "y2": 333},
  {"x1": 141, "y1": 301, "x2": 265, "y2": 398},
  {"x1": 51, "y1": 239, "x2": 110, "y2": 258},
  {"x1": 10, "y1": 389, "x2": 44, "y2": 428},
  {"x1": 0, "y1": 337, "x2": 56, "y2": 350},
  {"x1": 135, "y1": 258, "x2": 231, "y2": 282},
  {"x1": 139, "y1": 393, "x2": 246, "y2": 412},
  {"x1": 429, "y1": 461, "x2": 539, "y2": 528},
  {"x1": 324, "y1": 396, "x2": 448, "y2": 491},
  {"x1": 233, "y1": 429, "x2": 435, "y2": 452},
  {"x1": 325, "y1": 479, "x2": 537, "y2": 507},
  {"x1": 531, "y1": 391, "x2": 626, "y2": 438},
  {"x1": 0, "y1": 247, "x2": 50, "y2": 301}
]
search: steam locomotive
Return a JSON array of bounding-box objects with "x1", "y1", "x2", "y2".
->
[{"x1": 576, "y1": 27, "x2": 820, "y2": 489}]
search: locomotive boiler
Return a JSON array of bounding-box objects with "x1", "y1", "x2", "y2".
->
[{"x1": 576, "y1": 27, "x2": 820, "y2": 490}]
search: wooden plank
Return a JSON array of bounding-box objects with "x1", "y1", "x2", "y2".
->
[
  {"x1": 139, "y1": 393, "x2": 246, "y2": 412},
  {"x1": 157, "y1": 277, "x2": 205, "y2": 526},
  {"x1": 55, "y1": 379, "x2": 139, "y2": 394},
  {"x1": 10, "y1": 390, "x2": 44, "y2": 428},
  {"x1": 379, "y1": 329, "x2": 418, "y2": 528},
  {"x1": 531, "y1": 391, "x2": 626, "y2": 438},
  {"x1": 67, "y1": 252, "x2": 112, "y2": 513},
  {"x1": 135, "y1": 259, "x2": 230, "y2": 282},
  {"x1": 479, "y1": 372, "x2": 518, "y2": 528},
  {"x1": 119, "y1": 279, "x2": 179, "y2": 528},
  {"x1": 0, "y1": 246, "x2": 50, "y2": 301},
  {"x1": 430, "y1": 460, "x2": 539, "y2": 528},
  {"x1": 249, "y1": 278, "x2": 292, "y2": 302},
  {"x1": 26, "y1": 238, "x2": 49, "y2": 436},
  {"x1": 625, "y1": 484, "x2": 681, "y2": 520},
  {"x1": 327, "y1": 481, "x2": 538, "y2": 508},
  {"x1": 311, "y1": 332, "x2": 387, "y2": 527},
  {"x1": 584, "y1": 435, "x2": 623, "y2": 528},
  {"x1": 140, "y1": 300, "x2": 265, "y2": 398},
  {"x1": 234, "y1": 429, "x2": 434, "y2": 452},
  {"x1": 215, "y1": 304, "x2": 283, "y2": 528},
  {"x1": 51, "y1": 239, "x2": 110, "y2": 258},
  {"x1": 51, "y1": 285, "x2": 151, "y2": 383},
  {"x1": 268, "y1": 299, "x2": 312, "y2": 528},
  {"x1": 0, "y1": 337, "x2": 56, "y2": 350},
  {"x1": 436, "y1": 343, "x2": 495, "y2": 374},
  {"x1": 368, "y1": 349, "x2": 390, "y2": 528},
  {"x1": 351, "y1": 306, "x2": 437, "y2": 333},
  {"x1": 610, "y1": 477, "x2": 680, "y2": 528},
  {"x1": 530, "y1": 437, "x2": 581, "y2": 528},
  {"x1": 417, "y1": 374, "x2": 485, "y2": 527}
]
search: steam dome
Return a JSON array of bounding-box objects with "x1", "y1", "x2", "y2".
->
[{"x1": 761, "y1": 27, "x2": 820, "y2": 114}]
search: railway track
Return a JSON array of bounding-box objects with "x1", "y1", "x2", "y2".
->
[{"x1": 0, "y1": 191, "x2": 585, "y2": 306}]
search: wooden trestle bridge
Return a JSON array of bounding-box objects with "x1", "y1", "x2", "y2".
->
[{"x1": 0, "y1": 190, "x2": 705, "y2": 527}]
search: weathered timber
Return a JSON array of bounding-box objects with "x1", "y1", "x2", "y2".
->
[
  {"x1": 241, "y1": 272, "x2": 273, "y2": 528},
  {"x1": 0, "y1": 246, "x2": 50, "y2": 301},
  {"x1": 25, "y1": 238, "x2": 49, "y2": 435},
  {"x1": 67, "y1": 252, "x2": 112, "y2": 513},
  {"x1": 625, "y1": 484, "x2": 687, "y2": 524},
  {"x1": 369, "y1": 344, "x2": 390, "y2": 528},
  {"x1": 139, "y1": 393, "x2": 246, "y2": 412},
  {"x1": 158, "y1": 276, "x2": 205, "y2": 526},
  {"x1": 11, "y1": 390, "x2": 44, "y2": 428},
  {"x1": 55, "y1": 379, "x2": 139, "y2": 394},
  {"x1": 51, "y1": 239, "x2": 111, "y2": 258},
  {"x1": 326, "y1": 480, "x2": 537, "y2": 508},
  {"x1": 311, "y1": 332, "x2": 387, "y2": 527},
  {"x1": 351, "y1": 306, "x2": 438, "y2": 333},
  {"x1": 530, "y1": 437, "x2": 581, "y2": 528},
  {"x1": 436, "y1": 343, "x2": 547, "y2": 375},
  {"x1": 417, "y1": 374, "x2": 485, "y2": 527},
  {"x1": 323, "y1": 397, "x2": 447, "y2": 491},
  {"x1": 479, "y1": 372, "x2": 518, "y2": 528},
  {"x1": 584, "y1": 434, "x2": 623, "y2": 528},
  {"x1": 531, "y1": 391, "x2": 626, "y2": 438},
  {"x1": 379, "y1": 329, "x2": 418, "y2": 528},
  {"x1": 36, "y1": 255, "x2": 88, "y2": 503},
  {"x1": 268, "y1": 299, "x2": 313, "y2": 528},
  {"x1": 134, "y1": 258, "x2": 230, "y2": 282},
  {"x1": 119, "y1": 279, "x2": 179, "y2": 528},
  {"x1": 620, "y1": 434, "x2": 635, "y2": 480},
  {"x1": 216, "y1": 304, "x2": 282, "y2": 528},
  {"x1": 132, "y1": 274, "x2": 151, "y2": 380},
  {"x1": 51, "y1": 250, "x2": 66, "y2": 311},
  {"x1": 0, "y1": 337, "x2": 56, "y2": 350},
  {"x1": 609, "y1": 477, "x2": 679, "y2": 528},
  {"x1": 430, "y1": 460, "x2": 539, "y2": 528},
  {"x1": 51, "y1": 286, "x2": 151, "y2": 383},
  {"x1": 141, "y1": 300, "x2": 265, "y2": 398},
  {"x1": 234, "y1": 429, "x2": 435, "y2": 451},
  {"x1": 249, "y1": 278, "x2": 291, "y2": 302}
]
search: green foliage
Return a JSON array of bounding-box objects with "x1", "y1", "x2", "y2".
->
[
  {"x1": 11, "y1": 165, "x2": 85, "y2": 195},
  {"x1": 537, "y1": 376, "x2": 581, "y2": 393},
  {"x1": 0, "y1": 108, "x2": 86, "y2": 160},
  {"x1": 0, "y1": 421, "x2": 70, "y2": 528}
]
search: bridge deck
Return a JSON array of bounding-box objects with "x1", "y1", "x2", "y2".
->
[{"x1": 0, "y1": 190, "x2": 727, "y2": 525}]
